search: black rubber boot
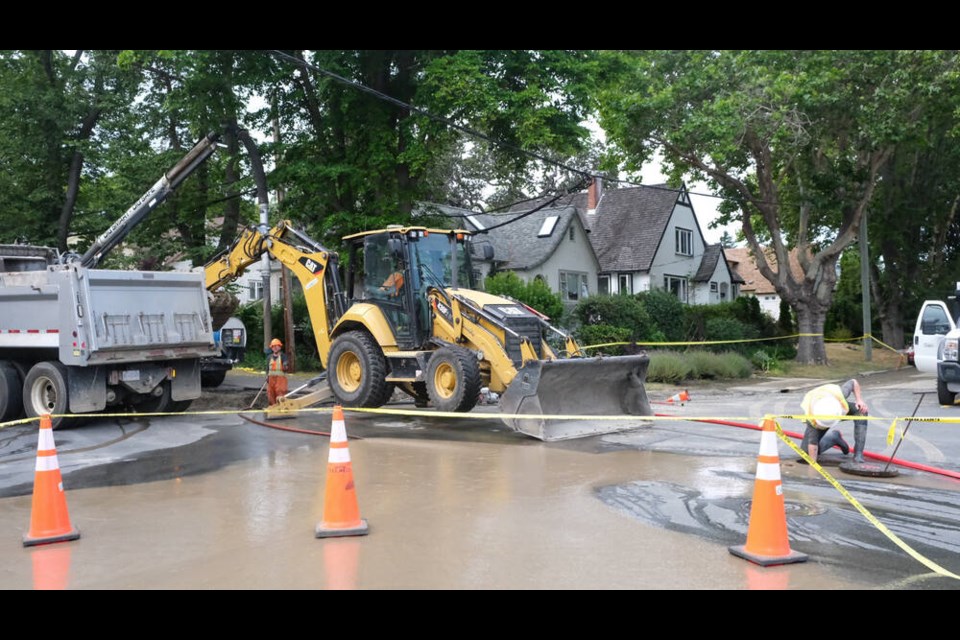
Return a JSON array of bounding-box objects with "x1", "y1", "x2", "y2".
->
[{"x1": 853, "y1": 422, "x2": 867, "y2": 463}]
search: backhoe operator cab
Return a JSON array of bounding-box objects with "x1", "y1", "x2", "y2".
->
[{"x1": 345, "y1": 226, "x2": 473, "y2": 352}]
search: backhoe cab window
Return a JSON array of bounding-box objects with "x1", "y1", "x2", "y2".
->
[
  {"x1": 409, "y1": 233, "x2": 473, "y2": 289},
  {"x1": 364, "y1": 233, "x2": 404, "y2": 299}
]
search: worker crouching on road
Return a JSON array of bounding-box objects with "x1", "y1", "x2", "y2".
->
[
  {"x1": 265, "y1": 338, "x2": 291, "y2": 406},
  {"x1": 800, "y1": 379, "x2": 869, "y2": 463}
]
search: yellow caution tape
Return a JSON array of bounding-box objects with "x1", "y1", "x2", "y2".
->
[
  {"x1": 887, "y1": 419, "x2": 898, "y2": 447},
  {"x1": 770, "y1": 416, "x2": 960, "y2": 581}
]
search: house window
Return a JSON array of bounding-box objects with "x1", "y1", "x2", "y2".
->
[
  {"x1": 675, "y1": 228, "x2": 693, "y2": 256},
  {"x1": 569, "y1": 226, "x2": 575, "y2": 241},
  {"x1": 664, "y1": 275, "x2": 688, "y2": 302},
  {"x1": 249, "y1": 280, "x2": 264, "y2": 301},
  {"x1": 560, "y1": 271, "x2": 588, "y2": 302},
  {"x1": 618, "y1": 273, "x2": 632, "y2": 295},
  {"x1": 710, "y1": 281, "x2": 718, "y2": 293},
  {"x1": 720, "y1": 282, "x2": 729, "y2": 299},
  {"x1": 598, "y1": 275, "x2": 610, "y2": 295},
  {"x1": 538, "y1": 216, "x2": 560, "y2": 237}
]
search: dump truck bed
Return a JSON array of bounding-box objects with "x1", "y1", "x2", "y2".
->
[{"x1": 0, "y1": 264, "x2": 217, "y2": 365}]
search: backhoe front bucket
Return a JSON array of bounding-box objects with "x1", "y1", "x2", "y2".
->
[{"x1": 498, "y1": 354, "x2": 653, "y2": 441}]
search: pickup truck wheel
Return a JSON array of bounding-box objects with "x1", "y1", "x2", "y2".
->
[
  {"x1": 201, "y1": 369, "x2": 228, "y2": 388},
  {"x1": 22, "y1": 361, "x2": 71, "y2": 429},
  {"x1": 0, "y1": 361, "x2": 24, "y2": 422},
  {"x1": 328, "y1": 331, "x2": 391, "y2": 408},
  {"x1": 426, "y1": 347, "x2": 481, "y2": 413},
  {"x1": 937, "y1": 378, "x2": 956, "y2": 405}
]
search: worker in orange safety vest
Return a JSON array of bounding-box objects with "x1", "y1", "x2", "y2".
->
[{"x1": 264, "y1": 338, "x2": 291, "y2": 406}]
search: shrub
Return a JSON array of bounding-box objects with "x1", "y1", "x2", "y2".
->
[
  {"x1": 636, "y1": 289, "x2": 687, "y2": 341},
  {"x1": 778, "y1": 299, "x2": 794, "y2": 333},
  {"x1": 573, "y1": 295, "x2": 655, "y2": 341},
  {"x1": 647, "y1": 349, "x2": 753, "y2": 382},
  {"x1": 485, "y1": 271, "x2": 564, "y2": 320},
  {"x1": 576, "y1": 324, "x2": 634, "y2": 355},
  {"x1": 647, "y1": 350, "x2": 692, "y2": 383}
]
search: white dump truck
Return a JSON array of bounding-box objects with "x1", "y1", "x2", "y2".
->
[{"x1": 0, "y1": 135, "x2": 222, "y2": 426}]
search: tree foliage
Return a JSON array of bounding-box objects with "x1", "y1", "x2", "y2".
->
[
  {"x1": 484, "y1": 271, "x2": 563, "y2": 320},
  {"x1": 599, "y1": 50, "x2": 960, "y2": 364}
]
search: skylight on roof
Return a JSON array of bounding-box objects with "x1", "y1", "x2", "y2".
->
[
  {"x1": 537, "y1": 216, "x2": 559, "y2": 237},
  {"x1": 466, "y1": 215, "x2": 485, "y2": 231}
]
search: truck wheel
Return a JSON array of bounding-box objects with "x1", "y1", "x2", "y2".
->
[
  {"x1": 328, "y1": 331, "x2": 391, "y2": 408},
  {"x1": 426, "y1": 346, "x2": 481, "y2": 412},
  {"x1": 22, "y1": 362, "x2": 71, "y2": 429},
  {"x1": 0, "y1": 361, "x2": 24, "y2": 422},
  {"x1": 201, "y1": 369, "x2": 228, "y2": 388},
  {"x1": 133, "y1": 381, "x2": 174, "y2": 414},
  {"x1": 170, "y1": 400, "x2": 193, "y2": 413},
  {"x1": 938, "y1": 378, "x2": 956, "y2": 405}
]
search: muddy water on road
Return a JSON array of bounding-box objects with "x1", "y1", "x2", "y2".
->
[{"x1": 0, "y1": 437, "x2": 859, "y2": 589}]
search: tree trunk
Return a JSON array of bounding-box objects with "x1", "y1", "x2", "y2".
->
[
  {"x1": 217, "y1": 123, "x2": 241, "y2": 252},
  {"x1": 795, "y1": 305, "x2": 829, "y2": 364},
  {"x1": 57, "y1": 150, "x2": 84, "y2": 252}
]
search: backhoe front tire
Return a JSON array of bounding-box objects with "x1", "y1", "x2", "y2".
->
[
  {"x1": 328, "y1": 331, "x2": 391, "y2": 408},
  {"x1": 426, "y1": 347, "x2": 481, "y2": 413}
]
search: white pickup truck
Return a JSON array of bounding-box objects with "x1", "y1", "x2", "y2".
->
[{"x1": 914, "y1": 293, "x2": 960, "y2": 404}]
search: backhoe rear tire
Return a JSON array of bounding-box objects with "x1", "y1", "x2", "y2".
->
[
  {"x1": 328, "y1": 331, "x2": 392, "y2": 408},
  {"x1": 426, "y1": 346, "x2": 481, "y2": 413}
]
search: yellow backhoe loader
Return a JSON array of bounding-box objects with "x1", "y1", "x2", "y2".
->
[{"x1": 205, "y1": 222, "x2": 652, "y2": 440}]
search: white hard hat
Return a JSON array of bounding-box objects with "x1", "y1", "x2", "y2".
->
[{"x1": 811, "y1": 396, "x2": 843, "y2": 428}]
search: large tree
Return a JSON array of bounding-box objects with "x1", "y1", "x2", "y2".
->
[
  {"x1": 599, "y1": 50, "x2": 960, "y2": 364},
  {"x1": 868, "y1": 111, "x2": 960, "y2": 349},
  {"x1": 0, "y1": 50, "x2": 139, "y2": 249},
  {"x1": 267, "y1": 50, "x2": 600, "y2": 240}
]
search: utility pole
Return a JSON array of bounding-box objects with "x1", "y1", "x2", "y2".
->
[
  {"x1": 860, "y1": 209, "x2": 872, "y2": 362},
  {"x1": 274, "y1": 111, "x2": 296, "y2": 372}
]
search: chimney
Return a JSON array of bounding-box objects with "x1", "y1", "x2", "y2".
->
[{"x1": 587, "y1": 176, "x2": 602, "y2": 214}]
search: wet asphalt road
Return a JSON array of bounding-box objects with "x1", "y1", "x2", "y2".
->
[{"x1": 1, "y1": 366, "x2": 959, "y2": 589}]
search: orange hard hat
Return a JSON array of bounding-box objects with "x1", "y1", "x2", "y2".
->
[{"x1": 270, "y1": 338, "x2": 282, "y2": 347}]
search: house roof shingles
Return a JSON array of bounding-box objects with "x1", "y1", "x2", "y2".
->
[
  {"x1": 585, "y1": 186, "x2": 680, "y2": 272},
  {"x1": 422, "y1": 202, "x2": 585, "y2": 272},
  {"x1": 466, "y1": 205, "x2": 582, "y2": 271},
  {"x1": 724, "y1": 247, "x2": 804, "y2": 294},
  {"x1": 692, "y1": 244, "x2": 721, "y2": 282}
]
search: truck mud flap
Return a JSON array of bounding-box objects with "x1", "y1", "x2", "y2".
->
[{"x1": 498, "y1": 354, "x2": 653, "y2": 441}]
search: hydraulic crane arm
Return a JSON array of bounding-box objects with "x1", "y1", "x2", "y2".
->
[{"x1": 78, "y1": 133, "x2": 221, "y2": 268}]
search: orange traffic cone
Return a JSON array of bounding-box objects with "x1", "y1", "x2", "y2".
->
[
  {"x1": 315, "y1": 406, "x2": 369, "y2": 538},
  {"x1": 666, "y1": 390, "x2": 690, "y2": 404},
  {"x1": 23, "y1": 415, "x2": 80, "y2": 547},
  {"x1": 728, "y1": 418, "x2": 807, "y2": 566}
]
